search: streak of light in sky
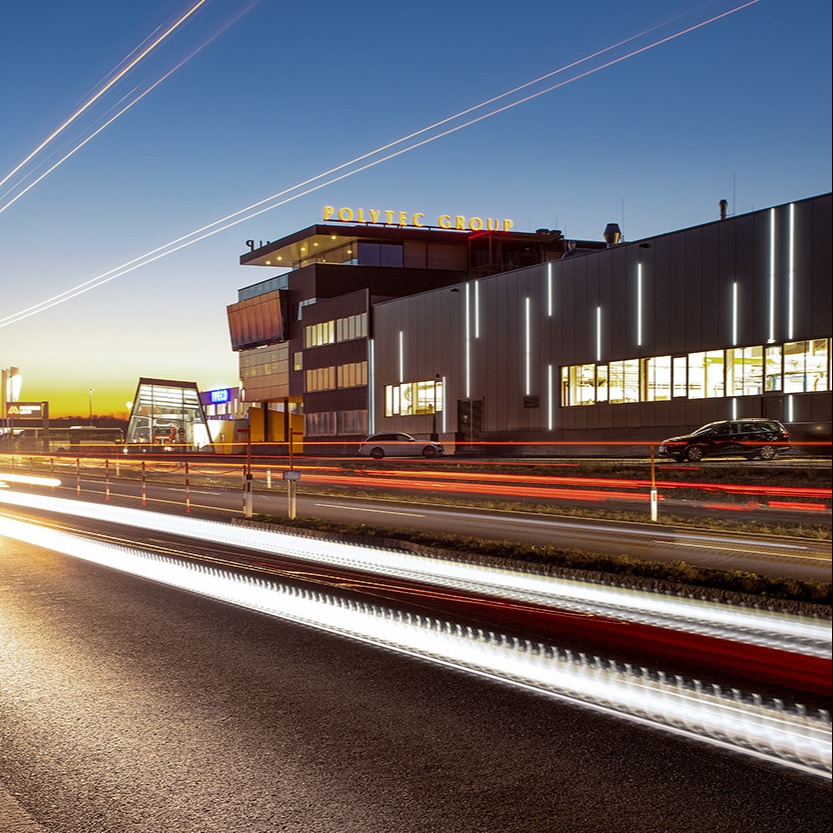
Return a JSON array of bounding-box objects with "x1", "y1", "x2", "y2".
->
[
  {"x1": 0, "y1": 0, "x2": 209, "y2": 194},
  {"x1": 0, "y1": 0, "x2": 761, "y2": 329}
]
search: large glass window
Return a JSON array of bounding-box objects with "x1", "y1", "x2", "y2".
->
[
  {"x1": 339, "y1": 410, "x2": 368, "y2": 435},
  {"x1": 704, "y1": 349, "x2": 725, "y2": 398},
  {"x1": 357, "y1": 242, "x2": 404, "y2": 267},
  {"x1": 643, "y1": 356, "x2": 671, "y2": 401},
  {"x1": 609, "y1": 360, "x2": 639, "y2": 403},
  {"x1": 306, "y1": 412, "x2": 337, "y2": 436},
  {"x1": 672, "y1": 356, "x2": 687, "y2": 397},
  {"x1": 595, "y1": 364, "x2": 609, "y2": 403},
  {"x1": 560, "y1": 338, "x2": 830, "y2": 407},
  {"x1": 384, "y1": 379, "x2": 444, "y2": 416},
  {"x1": 765, "y1": 345, "x2": 782, "y2": 391},
  {"x1": 728, "y1": 346, "x2": 763, "y2": 396},
  {"x1": 783, "y1": 340, "x2": 829, "y2": 392},
  {"x1": 687, "y1": 352, "x2": 705, "y2": 399}
]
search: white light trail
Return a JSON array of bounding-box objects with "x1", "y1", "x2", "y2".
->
[
  {"x1": 0, "y1": 0, "x2": 208, "y2": 193},
  {"x1": 0, "y1": 509, "x2": 828, "y2": 779},
  {"x1": 0, "y1": 490, "x2": 827, "y2": 657},
  {"x1": 0, "y1": 4, "x2": 255, "y2": 216},
  {"x1": 0, "y1": 1, "x2": 762, "y2": 329}
]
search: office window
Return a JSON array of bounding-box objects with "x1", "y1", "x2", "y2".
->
[
  {"x1": 357, "y1": 242, "x2": 404, "y2": 267},
  {"x1": 595, "y1": 364, "x2": 609, "y2": 403},
  {"x1": 672, "y1": 356, "x2": 687, "y2": 397},
  {"x1": 306, "y1": 412, "x2": 337, "y2": 436},
  {"x1": 305, "y1": 321, "x2": 335, "y2": 348},
  {"x1": 339, "y1": 410, "x2": 368, "y2": 435},
  {"x1": 644, "y1": 356, "x2": 671, "y2": 401},
  {"x1": 765, "y1": 345, "x2": 783, "y2": 391},
  {"x1": 337, "y1": 361, "x2": 368, "y2": 388},
  {"x1": 384, "y1": 380, "x2": 443, "y2": 416},
  {"x1": 305, "y1": 366, "x2": 336, "y2": 392},
  {"x1": 704, "y1": 349, "x2": 725, "y2": 398},
  {"x1": 729, "y1": 345, "x2": 762, "y2": 396}
]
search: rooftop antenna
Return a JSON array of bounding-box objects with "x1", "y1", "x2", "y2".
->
[{"x1": 732, "y1": 173, "x2": 736, "y2": 216}]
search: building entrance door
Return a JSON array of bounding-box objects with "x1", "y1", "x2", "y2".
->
[{"x1": 456, "y1": 398, "x2": 483, "y2": 448}]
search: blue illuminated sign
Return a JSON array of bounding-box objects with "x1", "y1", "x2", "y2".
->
[{"x1": 210, "y1": 389, "x2": 230, "y2": 404}]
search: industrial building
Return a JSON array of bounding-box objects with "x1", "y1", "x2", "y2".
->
[{"x1": 228, "y1": 195, "x2": 831, "y2": 455}]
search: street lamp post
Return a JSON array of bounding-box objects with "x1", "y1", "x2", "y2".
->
[
  {"x1": 88, "y1": 388, "x2": 94, "y2": 426},
  {"x1": 431, "y1": 374, "x2": 441, "y2": 441}
]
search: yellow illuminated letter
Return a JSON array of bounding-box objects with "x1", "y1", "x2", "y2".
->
[
  {"x1": 323, "y1": 206, "x2": 335, "y2": 221},
  {"x1": 412, "y1": 213, "x2": 425, "y2": 227},
  {"x1": 369, "y1": 209, "x2": 381, "y2": 224},
  {"x1": 503, "y1": 219, "x2": 514, "y2": 232},
  {"x1": 438, "y1": 215, "x2": 451, "y2": 229},
  {"x1": 338, "y1": 207, "x2": 354, "y2": 222}
]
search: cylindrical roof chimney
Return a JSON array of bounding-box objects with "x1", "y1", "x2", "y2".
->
[
  {"x1": 719, "y1": 199, "x2": 728, "y2": 220},
  {"x1": 603, "y1": 223, "x2": 621, "y2": 247}
]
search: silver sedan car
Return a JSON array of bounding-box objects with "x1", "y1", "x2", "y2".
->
[{"x1": 358, "y1": 432, "x2": 444, "y2": 459}]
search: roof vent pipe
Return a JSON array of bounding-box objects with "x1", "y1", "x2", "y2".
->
[
  {"x1": 603, "y1": 223, "x2": 621, "y2": 247},
  {"x1": 719, "y1": 199, "x2": 728, "y2": 220}
]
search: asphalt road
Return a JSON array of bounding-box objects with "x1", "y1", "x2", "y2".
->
[{"x1": 1, "y1": 536, "x2": 830, "y2": 833}]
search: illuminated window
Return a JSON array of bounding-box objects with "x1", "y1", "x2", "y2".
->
[
  {"x1": 643, "y1": 356, "x2": 671, "y2": 401},
  {"x1": 336, "y1": 313, "x2": 368, "y2": 342},
  {"x1": 384, "y1": 379, "x2": 443, "y2": 416},
  {"x1": 337, "y1": 361, "x2": 368, "y2": 388},
  {"x1": 765, "y1": 345, "x2": 782, "y2": 392},
  {"x1": 672, "y1": 356, "x2": 687, "y2": 397},
  {"x1": 728, "y1": 346, "x2": 763, "y2": 396},
  {"x1": 703, "y1": 349, "x2": 725, "y2": 398},
  {"x1": 609, "y1": 360, "x2": 638, "y2": 403},
  {"x1": 560, "y1": 337, "x2": 830, "y2": 407},
  {"x1": 595, "y1": 364, "x2": 608, "y2": 403},
  {"x1": 293, "y1": 352, "x2": 303, "y2": 371},
  {"x1": 305, "y1": 366, "x2": 336, "y2": 392},
  {"x1": 304, "y1": 321, "x2": 335, "y2": 348},
  {"x1": 783, "y1": 340, "x2": 829, "y2": 393},
  {"x1": 687, "y1": 352, "x2": 705, "y2": 399}
]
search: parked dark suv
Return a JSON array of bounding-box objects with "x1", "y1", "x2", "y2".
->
[{"x1": 658, "y1": 419, "x2": 790, "y2": 462}]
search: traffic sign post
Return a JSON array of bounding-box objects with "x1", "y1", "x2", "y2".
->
[{"x1": 283, "y1": 469, "x2": 300, "y2": 519}]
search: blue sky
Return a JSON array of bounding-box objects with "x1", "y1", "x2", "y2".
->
[{"x1": 0, "y1": 0, "x2": 830, "y2": 416}]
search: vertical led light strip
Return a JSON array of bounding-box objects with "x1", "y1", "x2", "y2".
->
[
  {"x1": 787, "y1": 394, "x2": 794, "y2": 423},
  {"x1": 596, "y1": 306, "x2": 602, "y2": 362},
  {"x1": 524, "y1": 297, "x2": 532, "y2": 396},
  {"x1": 732, "y1": 281, "x2": 739, "y2": 346},
  {"x1": 788, "y1": 203, "x2": 795, "y2": 341},
  {"x1": 464, "y1": 283, "x2": 471, "y2": 398},
  {"x1": 732, "y1": 397, "x2": 737, "y2": 420},
  {"x1": 441, "y1": 375, "x2": 447, "y2": 433},
  {"x1": 768, "y1": 208, "x2": 776, "y2": 343},
  {"x1": 547, "y1": 263, "x2": 553, "y2": 317},
  {"x1": 398, "y1": 331, "x2": 404, "y2": 383},
  {"x1": 547, "y1": 364, "x2": 554, "y2": 430},
  {"x1": 637, "y1": 263, "x2": 643, "y2": 347},
  {"x1": 368, "y1": 338, "x2": 376, "y2": 434},
  {"x1": 474, "y1": 280, "x2": 480, "y2": 339}
]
